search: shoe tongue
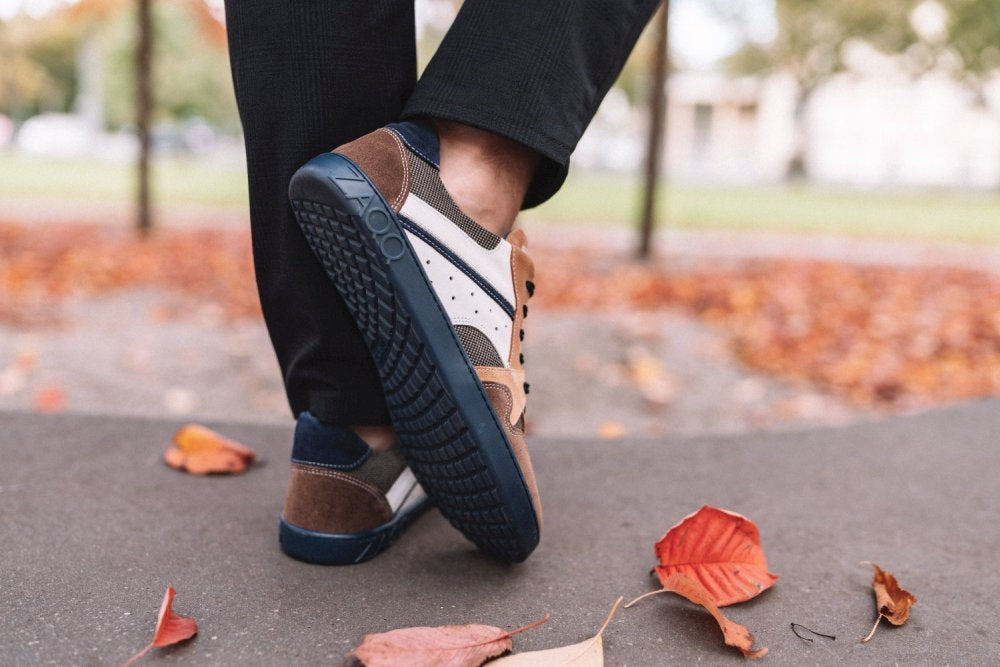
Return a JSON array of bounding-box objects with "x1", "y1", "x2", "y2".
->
[
  {"x1": 292, "y1": 412, "x2": 371, "y2": 468},
  {"x1": 386, "y1": 119, "x2": 440, "y2": 167}
]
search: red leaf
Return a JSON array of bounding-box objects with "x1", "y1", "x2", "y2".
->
[
  {"x1": 123, "y1": 587, "x2": 197, "y2": 666},
  {"x1": 627, "y1": 573, "x2": 768, "y2": 659},
  {"x1": 654, "y1": 506, "x2": 778, "y2": 606}
]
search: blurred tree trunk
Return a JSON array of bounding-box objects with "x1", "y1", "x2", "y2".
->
[
  {"x1": 637, "y1": 0, "x2": 669, "y2": 260},
  {"x1": 136, "y1": 0, "x2": 153, "y2": 234},
  {"x1": 785, "y1": 83, "x2": 814, "y2": 181}
]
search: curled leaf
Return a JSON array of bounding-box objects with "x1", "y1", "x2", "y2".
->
[
  {"x1": 654, "y1": 506, "x2": 778, "y2": 606},
  {"x1": 490, "y1": 597, "x2": 623, "y2": 666},
  {"x1": 123, "y1": 586, "x2": 198, "y2": 666},
  {"x1": 346, "y1": 615, "x2": 548, "y2": 667},
  {"x1": 860, "y1": 562, "x2": 917, "y2": 643},
  {"x1": 163, "y1": 423, "x2": 255, "y2": 475},
  {"x1": 627, "y1": 573, "x2": 767, "y2": 659}
]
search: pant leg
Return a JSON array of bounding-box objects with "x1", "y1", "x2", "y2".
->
[
  {"x1": 403, "y1": 0, "x2": 660, "y2": 208},
  {"x1": 224, "y1": 0, "x2": 416, "y2": 425}
]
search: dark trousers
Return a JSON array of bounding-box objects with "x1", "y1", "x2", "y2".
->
[{"x1": 224, "y1": 0, "x2": 660, "y2": 425}]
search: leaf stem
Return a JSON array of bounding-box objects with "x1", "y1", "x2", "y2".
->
[
  {"x1": 624, "y1": 588, "x2": 672, "y2": 608},
  {"x1": 861, "y1": 615, "x2": 883, "y2": 643},
  {"x1": 122, "y1": 642, "x2": 153, "y2": 667},
  {"x1": 507, "y1": 614, "x2": 550, "y2": 638},
  {"x1": 596, "y1": 597, "x2": 625, "y2": 638}
]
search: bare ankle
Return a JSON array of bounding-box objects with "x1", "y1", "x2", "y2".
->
[
  {"x1": 433, "y1": 119, "x2": 538, "y2": 237},
  {"x1": 351, "y1": 425, "x2": 397, "y2": 452}
]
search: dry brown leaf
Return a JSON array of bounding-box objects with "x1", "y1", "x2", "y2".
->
[
  {"x1": 346, "y1": 616, "x2": 548, "y2": 667},
  {"x1": 627, "y1": 572, "x2": 767, "y2": 659},
  {"x1": 861, "y1": 562, "x2": 917, "y2": 643},
  {"x1": 489, "y1": 597, "x2": 623, "y2": 666},
  {"x1": 163, "y1": 424, "x2": 256, "y2": 475},
  {"x1": 654, "y1": 506, "x2": 778, "y2": 606}
]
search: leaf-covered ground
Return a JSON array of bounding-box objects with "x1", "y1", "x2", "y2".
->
[{"x1": 2, "y1": 222, "x2": 998, "y2": 412}]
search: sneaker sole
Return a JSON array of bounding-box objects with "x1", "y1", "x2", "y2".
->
[
  {"x1": 279, "y1": 496, "x2": 432, "y2": 565},
  {"x1": 289, "y1": 152, "x2": 540, "y2": 562}
]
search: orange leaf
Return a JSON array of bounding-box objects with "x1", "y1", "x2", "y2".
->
[
  {"x1": 597, "y1": 420, "x2": 626, "y2": 440},
  {"x1": 626, "y1": 573, "x2": 767, "y2": 659},
  {"x1": 861, "y1": 562, "x2": 917, "y2": 643},
  {"x1": 163, "y1": 424, "x2": 256, "y2": 475},
  {"x1": 346, "y1": 615, "x2": 548, "y2": 667},
  {"x1": 654, "y1": 506, "x2": 777, "y2": 606},
  {"x1": 34, "y1": 385, "x2": 66, "y2": 413},
  {"x1": 123, "y1": 587, "x2": 198, "y2": 667}
]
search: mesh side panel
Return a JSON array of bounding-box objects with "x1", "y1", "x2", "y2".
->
[
  {"x1": 408, "y1": 153, "x2": 501, "y2": 250},
  {"x1": 354, "y1": 449, "x2": 408, "y2": 493},
  {"x1": 455, "y1": 325, "x2": 504, "y2": 367}
]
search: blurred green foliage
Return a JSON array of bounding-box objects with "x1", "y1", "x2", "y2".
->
[
  {"x1": 101, "y1": 2, "x2": 237, "y2": 129},
  {"x1": 0, "y1": 1, "x2": 236, "y2": 129}
]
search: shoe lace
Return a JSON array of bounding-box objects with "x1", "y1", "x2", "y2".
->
[{"x1": 521, "y1": 280, "x2": 535, "y2": 395}]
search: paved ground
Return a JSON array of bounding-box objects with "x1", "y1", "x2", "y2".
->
[{"x1": 2, "y1": 399, "x2": 998, "y2": 665}]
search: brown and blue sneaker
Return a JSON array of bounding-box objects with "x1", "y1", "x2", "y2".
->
[
  {"x1": 288, "y1": 119, "x2": 541, "y2": 562},
  {"x1": 279, "y1": 411, "x2": 431, "y2": 565}
]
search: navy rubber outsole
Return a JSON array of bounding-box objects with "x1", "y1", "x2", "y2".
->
[
  {"x1": 279, "y1": 496, "x2": 432, "y2": 565},
  {"x1": 288, "y1": 152, "x2": 540, "y2": 562}
]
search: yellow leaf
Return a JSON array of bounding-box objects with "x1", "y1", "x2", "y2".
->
[{"x1": 489, "y1": 597, "x2": 622, "y2": 666}]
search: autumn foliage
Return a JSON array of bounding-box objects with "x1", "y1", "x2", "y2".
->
[
  {"x1": 532, "y1": 245, "x2": 1000, "y2": 409},
  {"x1": 3, "y1": 222, "x2": 998, "y2": 411}
]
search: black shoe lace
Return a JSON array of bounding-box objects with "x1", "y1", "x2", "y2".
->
[{"x1": 521, "y1": 280, "x2": 535, "y2": 395}]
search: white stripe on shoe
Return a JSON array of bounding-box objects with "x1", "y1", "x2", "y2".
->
[
  {"x1": 404, "y1": 229, "x2": 514, "y2": 364},
  {"x1": 399, "y1": 194, "x2": 516, "y2": 307},
  {"x1": 385, "y1": 467, "x2": 427, "y2": 513}
]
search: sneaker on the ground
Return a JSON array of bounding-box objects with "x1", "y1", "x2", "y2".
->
[
  {"x1": 279, "y1": 411, "x2": 431, "y2": 565},
  {"x1": 288, "y1": 119, "x2": 542, "y2": 562}
]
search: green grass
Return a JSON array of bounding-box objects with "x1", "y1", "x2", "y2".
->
[
  {"x1": 526, "y1": 172, "x2": 1000, "y2": 244},
  {"x1": 0, "y1": 152, "x2": 248, "y2": 208},
  {"x1": 3, "y1": 153, "x2": 1000, "y2": 244}
]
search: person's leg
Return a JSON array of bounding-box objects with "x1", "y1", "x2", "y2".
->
[
  {"x1": 225, "y1": 1, "x2": 432, "y2": 565},
  {"x1": 407, "y1": 0, "x2": 661, "y2": 211},
  {"x1": 284, "y1": 0, "x2": 660, "y2": 562},
  {"x1": 224, "y1": 0, "x2": 417, "y2": 428}
]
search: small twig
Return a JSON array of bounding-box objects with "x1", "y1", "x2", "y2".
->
[
  {"x1": 790, "y1": 623, "x2": 836, "y2": 643},
  {"x1": 861, "y1": 615, "x2": 883, "y2": 643}
]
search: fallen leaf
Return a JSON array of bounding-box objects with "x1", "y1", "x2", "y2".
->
[
  {"x1": 626, "y1": 573, "x2": 767, "y2": 659},
  {"x1": 163, "y1": 423, "x2": 256, "y2": 475},
  {"x1": 346, "y1": 616, "x2": 548, "y2": 667},
  {"x1": 490, "y1": 597, "x2": 623, "y2": 666},
  {"x1": 597, "y1": 421, "x2": 625, "y2": 440},
  {"x1": 34, "y1": 384, "x2": 66, "y2": 412},
  {"x1": 123, "y1": 586, "x2": 198, "y2": 666},
  {"x1": 654, "y1": 506, "x2": 778, "y2": 606},
  {"x1": 860, "y1": 562, "x2": 917, "y2": 643}
]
